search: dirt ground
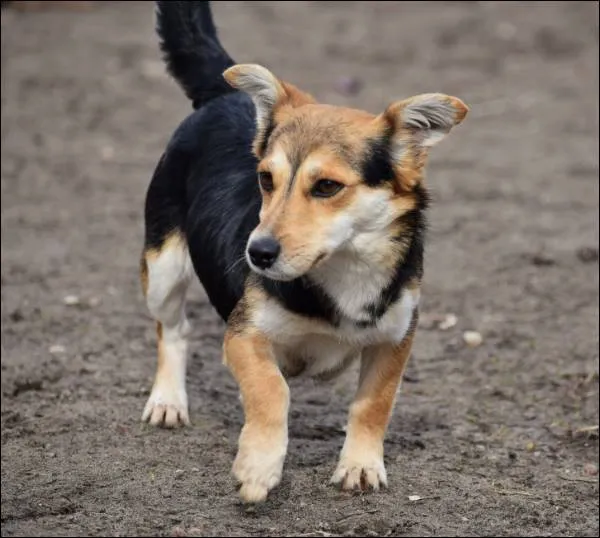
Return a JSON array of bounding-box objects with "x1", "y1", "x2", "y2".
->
[{"x1": 1, "y1": 1, "x2": 598, "y2": 536}]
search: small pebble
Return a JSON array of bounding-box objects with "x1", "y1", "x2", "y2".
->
[
  {"x1": 63, "y1": 295, "x2": 80, "y2": 306},
  {"x1": 439, "y1": 313, "x2": 458, "y2": 331},
  {"x1": 463, "y1": 330, "x2": 483, "y2": 347},
  {"x1": 49, "y1": 344, "x2": 66, "y2": 355},
  {"x1": 584, "y1": 463, "x2": 598, "y2": 476},
  {"x1": 526, "y1": 441, "x2": 536, "y2": 452},
  {"x1": 408, "y1": 495, "x2": 422, "y2": 502},
  {"x1": 129, "y1": 341, "x2": 144, "y2": 353}
]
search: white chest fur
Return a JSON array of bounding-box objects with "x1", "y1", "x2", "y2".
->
[{"x1": 252, "y1": 286, "x2": 419, "y2": 380}]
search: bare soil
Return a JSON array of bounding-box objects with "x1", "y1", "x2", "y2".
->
[{"x1": 1, "y1": 1, "x2": 598, "y2": 536}]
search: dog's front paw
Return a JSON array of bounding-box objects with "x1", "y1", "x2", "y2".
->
[
  {"x1": 331, "y1": 449, "x2": 387, "y2": 491},
  {"x1": 232, "y1": 425, "x2": 287, "y2": 503},
  {"x1": 142, "y1": 384, "x2": 190, "y2": 428}
]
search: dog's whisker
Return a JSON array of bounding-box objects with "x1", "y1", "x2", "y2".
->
[{"x1": 224, "y1": 255, "x2": 248, "y2": 276}]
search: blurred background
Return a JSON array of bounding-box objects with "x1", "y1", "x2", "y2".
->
[{"x1": 1, "y1": 2, "x2": 598, "y2": 537}]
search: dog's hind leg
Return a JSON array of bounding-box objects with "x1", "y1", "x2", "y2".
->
[{"x1": 140, "y1": 230, "x2": 193, "y2": 428}]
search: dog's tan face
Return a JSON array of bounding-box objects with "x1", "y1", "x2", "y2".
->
[{"x1": 224, "y1": 64, "x2": 468, "y2": 281}]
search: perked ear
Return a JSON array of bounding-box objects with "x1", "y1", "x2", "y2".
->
[
  {"x1": 223, "y1": 64, "x2": 287, "y2": 136},
  {"x1": 385, "y1": 93, "x2": 468, "y2": 149},
  {"x1": 223, "y1": 64, "x2": 315, "y2": 156},
  {"x1": 380, "y1": 93, "x2": 468, "y2": 190}
]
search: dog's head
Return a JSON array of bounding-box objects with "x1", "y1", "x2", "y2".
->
[{"x1": 223, "y1": 64, "x2": 468, "y2": 282}]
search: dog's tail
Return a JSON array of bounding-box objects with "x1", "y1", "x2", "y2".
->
[{"x1": 155, "y1": 1, "x2": 236, "y2": 109}]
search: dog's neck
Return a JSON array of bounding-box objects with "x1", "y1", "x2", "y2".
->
[
  {"x1": 309, "y1": 237, "x2": 397, "y2": 324},
  {"x1": 309, "y1": 223, "x2": 424, "y2": 327},
  {"x1": 258, "y1": 233, "x2": 422, "y2": 328}
]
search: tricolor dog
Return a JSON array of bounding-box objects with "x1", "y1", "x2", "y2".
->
[{"x1": 140, "y1": 1, "x2": 469, "y2": 503}]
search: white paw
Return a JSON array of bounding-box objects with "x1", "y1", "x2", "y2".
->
[
  {"x1": 331, "y1": 452, "x2": 387, "y2": 491},
  {"x1": 141, "y1": 385, "x2": 190, "y2": 428},
  {"x1": 232, "y1": 426, "x2": 287, "y2": 503}
]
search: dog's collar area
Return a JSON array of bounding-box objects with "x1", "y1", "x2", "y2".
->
[
  {"x1": 260, "y1": 274, "x2": 340, "y2": 326},
  {"x1": 259, "y1": 270, "x2": 413, "y2": 329}
]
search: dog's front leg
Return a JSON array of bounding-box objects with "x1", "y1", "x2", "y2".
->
[
  {"x1": 223, "y1": 329, "x2": 289, "y2": 503},
  {"x1": 331, "y1": 320, "x2": 416, "y2": 491}
]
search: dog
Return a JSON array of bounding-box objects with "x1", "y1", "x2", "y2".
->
[{"x1": 140, "y1": 1, "x2": 468, "y2": 504}]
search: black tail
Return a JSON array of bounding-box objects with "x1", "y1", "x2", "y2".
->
[{"x1": 155, "y1": 1, "x2": 236, "y2": 109}]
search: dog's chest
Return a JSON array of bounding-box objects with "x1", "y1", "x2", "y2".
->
[{"x1": 253, "y1": 287, "x2": 419, "y2": 379}]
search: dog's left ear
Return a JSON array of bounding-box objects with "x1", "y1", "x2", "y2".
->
[
  {"x1": 385, "y1": 93, "x2": 468, "y2": 148},
  {"x1": 382, "y1": 93, "x2": 468, "y2": 188},
  {"x1": 223, "y1": 64, "x2": 315, "y2": 156}
]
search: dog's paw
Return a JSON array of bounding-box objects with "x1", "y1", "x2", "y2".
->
[
  {"x1": 232, "y1": 426, "x2": 287, "y2": 503},
  {"x1": 330, "y1": 453, "x2": 387, "y2": 491},
  {"x1": 141, "y1": 385, "x2": 190, "y2": 428}
]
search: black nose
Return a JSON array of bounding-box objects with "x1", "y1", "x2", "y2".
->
[{"x1": 248, "y1": 237, "x2": 281, "y2": 269}]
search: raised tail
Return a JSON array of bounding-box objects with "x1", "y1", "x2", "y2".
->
[{"x1": 155, "y1": 1, "x2": 236, "y2": 109}]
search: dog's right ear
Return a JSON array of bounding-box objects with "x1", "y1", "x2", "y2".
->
[
  {"x1": 223, "y1": 64, "x2": 286, "y2": 138},
  {"x1": 223, "y1": 64, "x2": 315, "y2": 156}
]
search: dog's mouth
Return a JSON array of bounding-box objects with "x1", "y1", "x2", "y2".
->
[
  {"x1": 310, "y1": 252, "x2": 328, "y2": 269},
  {"x1": 252, "y1": 266, "x2": 297, "y2": 282},
  {"x1": 247, "y1": 251, "x2": 330, "y2": 282}
]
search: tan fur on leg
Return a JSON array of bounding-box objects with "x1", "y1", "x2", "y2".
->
[
  {"x1": 223, "y1": 328, "x2": 290, "y2": 503},
  {"x1": 331, "y1": 314, "x2": 417, "y2": 491}
]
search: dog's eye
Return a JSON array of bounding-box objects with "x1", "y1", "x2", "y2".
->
[
  {"x1": 258, "y1": 172, "x2": 274, "y2": 193},
  {"x1": 311, "y1": 179, "x2": 344, "y2": 198}
]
